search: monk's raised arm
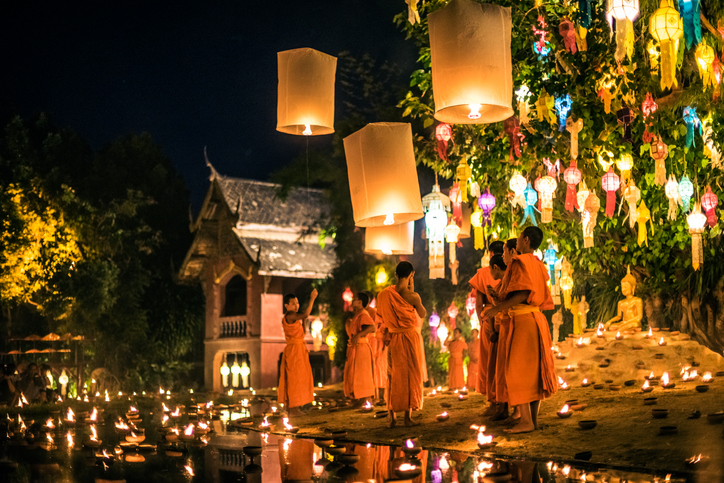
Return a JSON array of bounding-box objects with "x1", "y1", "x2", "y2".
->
[{"x1": 408, "y1": 292, "x2": 426, "y2": 319}]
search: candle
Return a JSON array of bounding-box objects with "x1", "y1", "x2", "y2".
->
[
  {"x1": 616, "y1": 331, "x2": 622, "y2": 340},
  {"x1": 661, "y1": 372, "x2": 675, "y2": 389},
  {"x1": 436, "y1": 412, "x2": 449, "y2": 422},
  {"x1": 658, "y1": 337, "x2": 667, "y2": 346},
  {"x1": 596, "y1": 324, "x2": 604, "y2": 337},
  {"x1": 646, "y1": 327, "x2": 653, "y2": 338},
  {"x1": 702, "y1": 372, "x2": 713, "y2": 383},
  {"x1": 581, "y1": 378, "x2": 591, "y2": 387},
  {"x1": 641, "y1": 380, "x2": 653, "y2": 392},
  {"x1": 557, "y1": 404, "x2": 572, "y2": 418},
  {"x1": 565, "y1": 365, "x2": 575, "y2": 372},
  {"x1": 576, "y1": 337, "x2": 585, "y2": 347}
]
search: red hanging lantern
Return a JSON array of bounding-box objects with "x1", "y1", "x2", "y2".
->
[
  {"x1": 602, "y1": 167, "x2": 620, "y2": 218},
  {"x1": 563, "y1": 160, "x2": 582, "y2": 212},
  {"x1": 436, "y1": 123, "x2": 453, "y2": 162},
  {"x1": 447, "y1": 302, "x2": 459, "y2": 331},
  {"x1": 504, "y1": 116, "x2": 522, "y2": 161},
  {"x1": 701, "y1": 186, "x2": 719, "y2": 227},
  {"x1": 466, "y1": 290, "x2": 476, "y2": 316},
  {"x1": 342, "y1": 288, "x2": 354, "y2": 311}
]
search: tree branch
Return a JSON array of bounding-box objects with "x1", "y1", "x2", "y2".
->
[{"x1": 700, "y1": 12, "x2": 722, "y2": 40}]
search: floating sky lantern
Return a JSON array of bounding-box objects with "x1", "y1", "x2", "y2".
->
[
  {"x1": 364, "y1": 222, "x2": 415, "y2": 255},
  {"x1": 344, "y1": 123, "x2": 424, "y2": 227},
  {"x1": 423, "y1": 183, "x2": 451, "y2": 279},
  {"x1": 277, "y1": 48, "x2": 336, "y2": 136},
  {"x1": 687, "y1": 202, "x2": 707, "y2": 270},
  {"x1": 649, "y1": 0, "x2": 683, "y2": 90},
  {"x1": 428, "y1": 0, "x2": 513, "y2": 124}
]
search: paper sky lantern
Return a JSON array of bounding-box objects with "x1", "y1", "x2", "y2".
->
[
  {"x1": 665, "y1": 175, "x2": 681, "y2": 220},
  {"x1": 436, "y1": 123, "x2": 453, "y2": 161},
  {"x1": 649, "y1": 0, "x2": 683, "y2": 90},
  {"x1": 423, "y1": 184, "x2": 451, "y2": 279},
  {"x1": 563, "y1": 160, "x2": 582, "y2": 212},
  {"x1": 701, "y1": 186, "x2": 719, "y2": 227},
  {"x1": 623, "y1": 181, "x2": 641, "y2": 228},
  {"x1": 344, "y1": 123, "x2": 424, "y2": 227},
  {"x1": 277, "y1": 48, "x2": 336, "y2": 136},
  {"x1": 521, "y1": 182, "x2": 539, "y2": 226},
  {"x1": 428, "y1": 0, "x2": 513, "y2": 124},
  {"x1": 607, "y1": 0, "x2": 639, "y2": 63},
  {"x1": 538, "y1": 176, "x2": 558, "y2": 223},
  {"x1": 509, "y1": 171, "x2": 527, "y2": 209},
  {"x1": 602, "y1": 168, "x2": 620, "y2": 218},
  {"x1": 687, "y1": 203, "x2": 707, "y2": 270},
  {"x1": 583, "y1": 191, "x2": 601, "y2": 248},
  {"x1": 695, "y1": 43, "x2": 716, "y2": 90},
  {"x1": 577, "y1": 180, "x2": 590, "y2": 214},
  {"x1": 364, "y1": 222, "x2": 415, "y2": 255},
  {"x1": 679, "y1": 175, "x2": 694, "y2": 212},
  {"x1": 650, "y1": 136, "x2": 669, "y2": 186}
]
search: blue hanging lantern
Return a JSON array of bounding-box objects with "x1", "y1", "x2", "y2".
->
[
  {"x1": 543, "y1": 245, "x2": 558, "y2": 282},
  {"x1": 578, "y1": 0, "x2": 591, "y2": 28},
  {"x1": 683, "y1": 106, "x2": 702, "y2": 148},
  {"x1": 678, "y1": 175, "x2": 694, "y2": 213},
  {"x1": 678, "y1": 0, "x2": 702, "y2": 50},
  {"x1": 554, "y1": 95, "x2": 572, "y2": 132},
  {"x1": 521, "y1": 182, "x2": 539, "y2": 226}
]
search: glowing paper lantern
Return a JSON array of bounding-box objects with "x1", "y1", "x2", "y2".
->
[
  {"x1": 449, "y1": 183, "x2": 463, "y2": 225},
  {"x1": 375, "y1": 267, "x2": 389, "y2": 286},
  {"x1": 428, "y1": 0, "x2": 513, "y2": 124},
  {"x1": 623, "y1": 181, "x2": 641, "y2": 229},
  {"x1": 429, "y1": 311, "x2": 440, "y2": 328},
  {"x1": 602, "y1": 168, "x2": 620, "y2": 218},
  {"x1": 470, "y1": 208, "x2": 484, "y2": 250},
  {"x1": 642, "y1": 93, "x2": 659, "y2": 120},
  {"x1": 509, "y1": 171, "x2": 527, "y2": 209},
  {"x1": 559, "y1": 17, "x2": 577, "y2": 53},
  {"x1": 696, "y1": 43, "x2": 716, "y2": 90},
  {"x1": 701, "y1": 187, "x2": 719, "y2": 227},
  {"x1": 220, "y1": 362, "x2": 230, "y2": 388},
  {"x1": 616, "y1": 154, "x2": 634, "y2": 183},
  {"x1": 607, "y1": 0, "x2": 639, "y2": 63},
  {"x1": 683, "y1": 107, "x2": 703, "y2": 149},
  {"x1": 543, "y1": 244, "x2": 558, "y2": 283},
  {"x1": 447, "y1": 302, "x2": 459, "y2": 330},
  {"x1": 583, "y1": 191, "x2": 601, "y2": 248},
  {"x1": 437, "y1": 322, "x2": 449, "y2": 349},
  {"x1": 559, "y1": 272, "x2": 574, "y2": 309},
  {"x1": 423, "y1": 184, "x2": 451, "y2": 279},
  {"x1": 679, "y1": 0, "x2": 702, "y2": 49},
  {"x1": 665, "y1": 175, "x2": 681, "y2": 220},
  {"x1": 231, "y1": 360, "x2": 241, "y2": 387},
  {"x1": 687, "y1": 203, "x2": 707, "y2": 270},
  {"x1": 456, "y1": 159, "x2": 472, "y2": 202},
  {"x1": 466, "y1": 291, "x2": 476, "y2": 317},
  {"x1": 566, "y1": 118, "x2": 583, "y2": 159},
  {"x1": 554, "y1": 95, "x2": 572, "y2": 132},
  {"x1": 678, "y1": 175, "x2": 694, "y2": 212},
  {"x1": 436, "y1": 123, "x2": 453, "y2": 162},
  {"x1": 478, "y1": 188, "x2": 496, "y2": 226},
  {"x1": 515, "y1": 85, "x2": 531, "y2": 125},
  {"x1": 563, "y1": 161, "x2": 582, "y2": 212},
  {"x1": 277, "y1": 48, "x2": 336, "y2": 136},
  {"x1": 521, "y1": 182, "x2": 539, "y2": 226},
  {"x1": 538, "y1": 176, "x2": 558, "y2": 223},
  {"x1": 636, "y1": 199, "x2": 652, "y2": 247},
  {"x1": 343, "y1": 288, "x2": 354, "y2": 311},
  {"x1": 364, "y1": 222, "x2": 415, "y2": 255},
  {"x1": 649, "y1": 0, "x2": 683, "y2": 90},
  {"x1": 650, "y1": 136, "x2": 669, "y2": 186},
  {"x1": 576, "y1": 180, "x2": 590, "y2": 214},
  {"x1": 344, "y1": 123, "x2": 424, "y2": 227}
]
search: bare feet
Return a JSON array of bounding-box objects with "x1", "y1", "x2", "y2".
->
[
  {"x1": 491, "y1": 403, "x2": 509, "y2": 421},
  {"x1": 482, "y1": 403, "x2": 497, "y2": 417},
  {"x1": 403, "y1": 410, "x2": 419, "y2": 427},
  {"x1": 501, "y1": 416, "x2": 520, "y2": 425},
  {"x1": 504, "y1": 421, "x2": 536, "y2": 433},
  {"x1": 387, "y1": 411, "x2": 397, "y2": 429}
]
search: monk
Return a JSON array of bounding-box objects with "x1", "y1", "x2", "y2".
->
[
  {"x1": 487, "y1": 252, "x2": 512, "y2": 421},
  {"x1": 377, "y1": 261, "x2": 426, "y2": 428},
  {"x1": 365, "y1": 291, "x2": 388, "y2": 405},
  {"x1": 468, "y1": 241, "x2": 504, "y2": 403},
  {"x1": 466, "y1": 328, "x2": 480, "y2": 391},
  {"x1": 446, "y1": 328, "x2": 467, "y2": 390},
  {"x1": 344, "y1": 292, "x2": 377, "y2": 405},
  {"x1": 485, "y1": 227, "x2": 557, "y2": 433},
  {"x1": 277, "y1": 289, "x2": 317, "y2": 416}
]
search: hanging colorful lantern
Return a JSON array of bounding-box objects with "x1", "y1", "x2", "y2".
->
[
  {"x1": 437, "y1": 322, "x2": 449, "y2": 349},
  {"x1": 515, "y1": 85, "x2": 531, "y2": 126},
  {"x1": 429, "y1": 311, "x2": 440, "y2": 342},
  {"x1": 478, "y1": 188, "x2": 496, "y2": 226},
  {"x1": 701, "y1": 186, "x2": 719, "y2": 227},
  {"x1": 583, "y1": 191, "x2": 601, "y2": 248},
  {"x1": 504, "y1": 116, "x2": 522, "y2": 161},
  {"x1": 650, "y1": 136, "x2": 669, "y2": 186},
  {"x1": 554, "y1": 95, "x2": 572, "y2": 132},
  {"x1": 623, "y1": 181, "x2": 641, "y2": 229},
  {"x1": 649, "y1": 0, "x2": 683, "y2": 91},
  {"x1": 606, "y1": 0, "x2": 639, "y2": 63},
  {"x1": 559, "y1": 17, "x2": 577, "y2": 53},
  {"x1": 616, "y1": 153, "x2": 634, "y2": 183},
  {"x1": 538, "y1": 176, "x2": 558, "y2": 224},
  {"x1": 616, "y1": 103, "x2": 634, "y2": 143},
  {"x1": 277, "y1": 48, "x2": 337, "y2": 136},
  {"x1": 509, "y1": 171, "x2": 528, "y2": 209},
  {"x1": 521, "y1": 182, "x2": 539, "y2": 226},
  {"x1": 447, "y1": 302, "x2": 459, "y2": 330},
  {"x1": 665, "y1": 175, "x2": 681, "y2": 220},
  {"x1": 456, "y1": 159, "x2": 472, "y2": 202},
  {"x1": 678, "y1": 175, "x2": 694, "y2": 213},
  {"x1": 344, "y1": 123, "x2": 424, "y2": 226},
  {"x1": 364, "y1": 222, "x2": 415, "y2": 255},
  {"x1": 543, "y1": 158, "x2": 562, "y2": 180},
  {"x1": 683, "y1": 106, "x2": 703, "y2": 149},
  {"x1": 559, "y1": 271, "x2": 574, "y2": 309},
  {"x1": 532, "y1": 15, "x2": 552, "y2": 59},
  {"x1": 695, "y1": 43, "x2": 716, "y2": 90},
  {"x1": 536, "y1": 89, "x2": 556, "y2": 127},
  {"x1": 637, "y1": 199, "x2": 652, "y2": 247},
  {"x1": 687, "y1": 203, "x2": 707, "y2": 271},
  {"x1": 428, "y1": 0, "x2": 513, "y2": 124},
  {"x1": 446, "y1": 221, "x2": 461, "y2": 285},
  {"x1": 466, "y1": 290, "x2": 476, "y2": 317},
  {"x1": 563, "y1": 160, "x2": 582, "y2": 212},
  {"x1": 602, "y1": 167, "x2": 620, "y2": 218},
  {"x1": 470, "y1": 208, "x2": 484, "y2": 250},
  {"x1": 449, "y1": 183, "x2": 463, "y2": 225},
  {"x1": 577, "y1": 180, "x2": 590, "y2": 213},
  {"x1": 435, "y1": 123, "x2": 453, "y2": 162},
  {"x1": 423, "y1": 184, "x2": 451, "y2": 279},
  {"x1": 342, "y1": 288, "x2": 354, "y2": 312},
  {"x1": 543, "y1": 244, "x2": 558, "y2": 283},
  {"x1": 642, "y1": 93, "x2": 659, "y2": 119},
  {"x1": 566, "y1": 118, "x2": 583, "y2": 159},
  {"x1": 679, "y1": 0, "x2": 702, "y2": 49},
  {"x1": 459, "y1": 203, "x2": 471, "y2": 241}
]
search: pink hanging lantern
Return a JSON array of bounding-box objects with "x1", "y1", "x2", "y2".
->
[
  {"x1": 466, "y1": 290, "x2": 476, "y2": 316},
  {"x1": 449, "y1": 183, "x2": 463, "y2": 225},
  {"x1": 342, "y1": 288, "x2": 354, "y2": 311},
  {"x1": 478, "y1": 188, "x2": 496, "y2": 226},
  {"x1": 429, "y1": 311, "x2": 440, "y2": 342},
  {"x1": 436, "y1": 123, "x2": 453, "y2": 162},
  {"x1": 602, "y1": 167, "x2": 620, "y2": 218},
  {"x1": 447, "y1": 302, "x2": 459, "y2": 330},
  {"x1": 563, "y1": 160, "x2": 582, "y2": 212},
  {"x1": 701, "y1": 186, "x2": 719, "y2": 227}
]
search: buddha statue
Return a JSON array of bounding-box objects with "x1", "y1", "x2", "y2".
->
[{"x1": 604, "y1": 266, "x2": 643, "y2": 331}]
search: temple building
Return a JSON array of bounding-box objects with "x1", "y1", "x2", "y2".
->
[{"x1": 178, "y1": 165, "x2": 336, "y2": 392}]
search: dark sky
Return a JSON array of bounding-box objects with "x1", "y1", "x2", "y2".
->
[{"x1": 0, "y1": 0, "x2": 416, "y2": 208}]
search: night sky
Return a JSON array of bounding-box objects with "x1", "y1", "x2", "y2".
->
[{"x1": 0, "y1": 0, "x2": 416, "y2": 208}]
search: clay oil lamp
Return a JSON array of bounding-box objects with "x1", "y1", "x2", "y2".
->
[
  {"x1": 43, "y1": 433, "x2": 56, "y2": 450},
  {"x1": 94, "y1": 448, "x2": 115, "y2": 466},
  {"x1": 125, "y1": 428, "x2": 146, "y2": 444},
  {"x1": 651, "y1": 409, "x2": 669, "y2": 419},
  {"x1": 85, "y1": 407, "x2": 99, "y2": 425},
  {"x1": 114, "y1": 419, "x2": 130, "y2": 435},
  {"x1": 360, "y1": 401, "x2": 374, "y2": 413},
  {"x1": 170, "y1": 407, "x2": 182, "y2": 420},
  {"x1": 596, "y1": 324, "x2": 605, "y2": 338},
  {"x1": 645, "y1": 371, "x2": 658, "y2": 381},
  {"x1": 624, "y1": 379, "x2": 636, "y2": 386},
  {"x1": 396, "y1": 462, "x2": 422, "y2": 479},
  {"x1": 429, "y1": 388, "x2": 438, "y2": 397},
  {"x1": 125, "y1": 453, "x2": 145, "y2": 463},
  {"x1": 645, "y1": 327, "x2": 653, "y2": 339},
  {"x1": 615, "y1": 331, "x2": 623, "y2": 340},
  {"x1": 402, "y1": 439, "x2": 422, "y2": 458},
  {"x1": 576, "y1": 337, "x2": 585, "y2": 348},
  {"x1": 64, "y1": 408, "x2": 76, "y2": 426},
  {"x1": 460, "y1": 387, "x2": 469, "y2": 395},
  {"x1": 565, "y1": 365, "x2": 575, "y2": 372},
  {"x1": 558, "y1": 377, "x2": 570, "y2": 391},
  {"x1": 658, "y1": 337, "x2": 667, "y2": 346},
  {"x1": 260, "y1": 416, "x2": 270, "y2": 430},
  {"x1": 458, "y1": 393, "x2": 468, "y2": 401},
  {"x1": 436, "y1": 411, "x2": 450, "y2": 422},
  {"x1": 476, "y1": 427, "x2": 496, "y2": 450},
  {"x1": 581, "y1": 378, "x2": 591, "y2": 388},
  {"x1": 83, "y1": 425, "x2": 102, "y2": 448},
  {"x1": 578, "y1": 420, "x2": 597, "y2": 430},
  {"x1": 282, "y1": 417, "x2": 299, "y2": 434},
  {"x1": 661, "y1": 372, "x2": 676, "y2": 389},
  {"x1": 195, "y1": 421, "x2": 210, "y2": 436},
  {"x1": 706, "y1": 411, "x2": 724, "y2": 424},
  {"x1": 126, "y1": 406, "x2": 140, "y2": 420},
  {"x1": 644, "y1": 397, "x2": 658, "y2": 405},
  {"x1": 165, "y1": 428, "x2": 180, "y2": 442},
  {"x1": 180, "y1": 424, "x2": 195, "y2": 442},
  {"x1": 702, "y1": 371, "x2": 714, "y2": 383},
  {"x1": 557, "y1": 404, "x2": 572, "y2": 419},
  {"x1": 695, "y1": 384, "x2": 709, "y2": 393},
  {"x1": 42, "y1": 418, "x2": 56, "y2": 432}
]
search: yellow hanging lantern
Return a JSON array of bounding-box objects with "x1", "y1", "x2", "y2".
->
[
  {"x1": 559, "y1": 258, "x2": 574, "y2": 309},
  {"x1": 649, "y1": 0, "x2": 683, "y2": 91},
  {"x1": 636, "y1": 199, "x2": 652, "y2": 247},
  {"x1": 583, "y1": 191, "x2": 601, "y2": 248},
  {"x1": 607, "y1": 0, "x2": 639, "y2": 63},
  {"x1": 277, "y1": 48, "x2": 336, "y2": 136},
  {"x1": 576, "y1": 179, "x2": 590, "y2": 214},
  {"x1": 456, "y1": 159, "x2": 472, "y2": 202},
  {"x1": 344, "y1": 123, "x2": 424, "y2": 227},
  {"x1": 364, "y1": 222, "x2": 415, "y2": 255},
  {"x1": 665, "y1": 175, "x2": 681, "y2": 221},
  {"x1": 428, "y1": 0, "x2": 514, "y2": 124},
  {"x1": 470, "y1": 208, "x2": 485, "y2": 250},
  {"x1": 538, "y1": 175, "x2": 558, "y2": 224},
  {"x1": 695, "y1": 42, "x2": 717, "y2": 90},
  {"x1": 623, "y1": 180, "x2": 640, "y2": 229},
  {"x1": 687, "y1": 203, "x2": 707, "y2": 270},
  {"x1": 616, "y1": 153, "x2": 634, "y2": 183}
]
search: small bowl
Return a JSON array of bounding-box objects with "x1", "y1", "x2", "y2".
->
[
  {"x1": 644, "y1": 397, "x2": 658, "y2": 405},
  {"x1": 624, "y1": 380, "x2": 636, "y2": 386},
  {"x1": 716, "y1": 371, "x2": 724, "y2": 377},
  {"x1": 477, "y1": 441, "x2": 498, "y2": 450},
  {"x1": 688, "y1": 410, "x2": 701, "y2": 419},
  {"x1": 662, "y1": 383, "x2": 676, "y2": 389},
  {"x1": 557, "y1": 411, "x2": 572, "y2": 419},
  {"x1": 578, "y1": 420, "x2": 597, "y2": 430},
  {"x1": 242, "y1": 446, "x2": 262, "y2": 457},
  {"x1": 695, "y1": 385, "x2": 710, "y2": 393},
  {"x1": 374, "y1": 411, "x2": 388, "y2": 419},
  {"x1": 441, "y1": 402, "x2": 452, "y2": 408},
  {"x1": 565, "y1": 367, "x2": 575, "y2": 372},
  {"x1": 337, "y1": 454, "x2": 360, "y2": 465},
  {"x1": 652, "y1": 409, "x2": 669, "y2": 419},
  {"x1": 609, "y1": 385, "x2": 622, "y2": 391},
  {"x1": 436, "y1": 414, "x2": 450, "y2": 422},
  {"x1": 632, "y1": 345, "x2": 643, "y2": 350},
  {"x1": 655, "y1": 353, "x2": 665, "y2": 359},
  {"x1": 706, "y1": 412, "x2": 724, "y2": 424},
  {"x1": 659, "y1": 426, "x2": 678, "y2": 435},
  {"x1": 593, "y1": 384, "x2": 604, "y2": 390},
  {"x1": 555, "y1": 354, "x2": 566, "y2": 360},
  {"x1": 565, "y1": 399, "x2": 579, "y2": 406},
  {"x1": 574, "y1": 451, "x2": 592, "y2": 461},
  {"x1": 326, "y1": 445, "x2": 345, "y2": 456},
  {"x1": 314, "y1": 438, "x2": 333, "y2": 448},
  {"x1": 598, "y1": 362, "x2": 610, "y2": 368},
  {"x1": 595, "y1": 347, "x2": 605, "y2": 351},
  {"x1": 458, "y1": 395, "x2": 468, "y2": 401}
]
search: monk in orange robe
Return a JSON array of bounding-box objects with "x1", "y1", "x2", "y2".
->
[
  {"x1": 344, "y1": 292, "x2": 377, "y2": 404},
  {"x1": 485, "y1": 227, "x2": 557, "y2": 433},
  {"x1": 446, "y1": 328, "x2": 467, "y2": 390},
  {"x1": 466, "y1": 328, "x2": 480, "y2": 390},
  {"x1": 486, "y1": 251, "x2": 512, "y2": 421},
  {"x1": 377, "y1": 261, "x2": 426, "y2": 428},
  {"x1": 365, "y1": 292, "x2": 388, "y2": 404},
  {"x1": 277, "y1": 289, "x2": 317, "y2": 416}
]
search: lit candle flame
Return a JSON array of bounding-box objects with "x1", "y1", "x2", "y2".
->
[
  {"x1": 648, "y1": 327, "x2": 653, "y2": 337},
  {"x1": 303, "y1": 124, "x2": 312, "y2": 136},
  {"x1": 283, "y1": 417, "x2": 294, "y2": 431},
  {"x1": 162, "y1": 403, "x2": 170, "y2": 412},
  {"x1": 658, "y1": 337, "x2": 665, "y2": 345},
  {"x1": 197, "y1": 421, "x2": 209, "y2": 430},
  {"x1": 46, "y1": 433, "x2": 54, "y2": 444},
  {"x1": 90, "y1": 408, "x2": 98, "y2": 421},
  {"x1": 67, "y1": 432, "x2": 74, "y2": 448},
  {"x1": 582, "y1": 378, "x2": 588, "y2": 385},
  {"x1": 703, "y1": 372, "x2": 712, "y2": 382},
  {"x1": 596, "y1": 327, "x2": 603, "y2": 337},
  {"x1": 185, "y1": 465, "x2": 195, "y2": 476},
  {"x1": 661, "y1": 372, "x2": 670, "y2": 386},
  {"x1": 399, "y1": 463, "x2": 418, "y2": 471},
  {"x1": 171, "y1": 407, "x2": 181, "y2": 418},
  {"x1": 439, "y1": 411, "x2": 448, "y2": 417},
  {"x1": 577, "y1": 337, "x2": 583, "y2": 345},
  {"x1": 364, "y1": 401, "x2": 373, "y2": 409},
  {"x1": 46, "y1": 418, "x2": 55, "y2": 429},
  {"x1": 115, "y1": 420, "x2": 129, "y2": 431},
  {"x1": 468, "y1": 104, "x2": 482, "y2": 120},
  {"x1": 66, "y1": 408, "x2": 75, "y2": 422},
  {"x1": 642, "y1": 380, "x2": 650, "y2": 390},
  {"x1": 405, "y1": 439, "x2": 414, "y2": 449},
  {"x1": 90, "y1": 425, "x2": 98, "y2": 441},
  {"x1": 160, "y1": 387, "x2": 164, "y2": 394},
  {"x1": 129, "y1": 406, "x2": 137, "y2": 413},
  {"x1": 560, "y1": 404, "x2": 570, "y2": 413},
  {"x1": 184, "y1": 424, "x2": 194, "y2": 437},
  {"x1": 261, "y1": 416, "x2": 270, "y2": 428},
  {"x1": 616, "y1": 331, "x2": 621, "y2": 339},
  {"x1": 477, "y1": 431, "x2": 493, "y2": 445},
  {"x1": 162, "y1": 414, "x2": 169, "y2": 425},
  {"x1": 562, "y1": 465, "x2": 571, "y2": 476}
]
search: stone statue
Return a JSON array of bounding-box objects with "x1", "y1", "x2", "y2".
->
[
  {"x1": 578, "y1": 295, "x2": 590, "y2": 332},
  {"x1": 604, "y1": 267, "x2": 643, "y2": 331},
  {"x1": 551, "y1": 307, "x2": 564, "y2": 344}
]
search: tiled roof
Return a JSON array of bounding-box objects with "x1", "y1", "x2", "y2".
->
[{"x1": 238, "y1": 237, "x2": 336, "y2": 278}]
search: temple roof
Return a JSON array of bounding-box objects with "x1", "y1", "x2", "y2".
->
[{"x1": 238, "y1": 236, "x2": 335, "y2": 279}]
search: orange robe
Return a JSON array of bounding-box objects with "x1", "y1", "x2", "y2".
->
[
  {"x1": 500, "y1": 254, "x2": 557, "y2": 406},
  {"x1": 377, "y1": 286, "x2": 423, "y2": 412},
  {"x1": 467, "y1": 334, "x2": 480, "y2": 390},
  {"x1": 343, "y1": 310, "x2": 376, "y2": 399},
  {"x1": 469, "y1": 267, "x2": 500, "y2": 394},
  {"x1": 494, "y1": 313, "x2": 510, "y2": 403},
  {"x1": 277, "y1": 316, "x2": 314, "y2": 409},
  {"x1": 368, "y1": 307, "x2": 388, "y2": 389},
  {"x1": 447, "y1": 338, "x2": 467, "y2": 389},
  {"x1": 279, "y1": 438, "x2": 313, "y2": 481}
]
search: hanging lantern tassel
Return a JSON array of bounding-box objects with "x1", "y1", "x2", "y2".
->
[
  {"x1": 583, "y1": 191, "x2": 600, "y2": 248},
  {"x1": 636, "y1": 200, "x2": 652, "y2": 247},
  {"x1": 687, "y1": 203, "x2": 707, "y2": 270},
  {"x1": 683, "y1": 106, "x2": 703, "y2": 149},
  {"x1": 405, "y1": 0, "x2": 421, "y2": 25},
  {"x1": 564, "y1": 160, "x2": 582, "y2": 212},
  {"x1": 701, "y1": 187, "x2": 719, "y2": 227},
  {"x1": 504, "y1": 117, "x2": 522, "y2": 161},
  {"x1": 521, "y1": 182, "x2": 539, "y2": 226},
  {"x1": 624, "y1": 181, "x2": 641, "y2": 229},
  {"x1": 602, "y1": 168, "x2": 620, "y2": 218},
  {"x1": 650, "y1": 1, "x2": 683, "y2": 91},
  {"x1": 665, "y1": 175, "x2": 681, "y2": 221},
  {"x1": 566, "y1": 118, "x2": 583, "y2": 159},
  {"x1": 559, "y1": 17, "x2": 577, "y2": 53},
  {"x1": 456, "y1": 159, "x2": 472, "y2": 202},
  {"x1": 470, "y1": 209, "x2": 485, "y2": 250},
  {"x1": 436, "y1": 123, "x2": 453, "y2": 162},
  {"x1": 680, "y1": 0, "x2": 702, "y2": 50},
  {"x1": 614, "y1": 18, "x2": 635, "y2": 62},
  {"x1": 650, "y1": 136, "x2": 669, "y2": 186}
]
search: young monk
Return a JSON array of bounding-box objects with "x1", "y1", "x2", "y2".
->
[
  {"x1": 485, "y1": 227, "x2": 557, "y2": 433},
  {"x1": 446, "y1": 328, "x2": 468, "y2": 390},
  {"x1": 278, "y1": 289, "x2": 318, "y2": 416},
  {"x1": 376, "y1": 261, "x2": 426, "y2": 428},
  {"x1": 466, "y1": 328, "x2": 480, "y2": 391},
  {"x1": 364, "y1": 291, "x2": 388, "y2": 405},
  {"x1": 344, "y1": 292, "x2": 377, "y2": 405},
  {"x1": 487, "y1": 252, "x2": 512, "y2": 421},
  {"x1": 468, "y1": 241, "x2": 504, "y2": 406}
]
